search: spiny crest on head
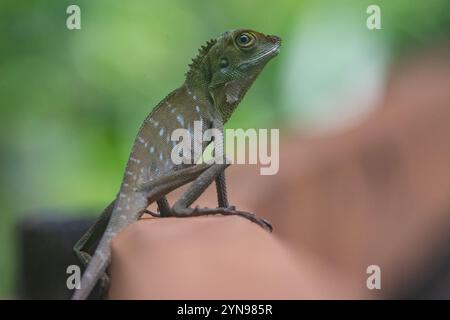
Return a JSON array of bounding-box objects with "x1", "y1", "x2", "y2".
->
[{"x1": 186, "y1": 37, "x2": 217, "y2": 78}]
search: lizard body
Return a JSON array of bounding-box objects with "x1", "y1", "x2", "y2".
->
[{"x1": 71, "y1": 29, "x2": 281, "y2": 300}]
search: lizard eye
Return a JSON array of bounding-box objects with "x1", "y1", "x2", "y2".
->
[
  {"x1": 235, "y1": 32, "x2": 255, "y2": 48},
  {"x1": 219, "y1": 57, "x2": 229, "y2": 69}
]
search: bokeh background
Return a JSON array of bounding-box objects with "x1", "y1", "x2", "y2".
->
[{"x1": 1, "y1": 0, "x2": 450, "y2": 298}]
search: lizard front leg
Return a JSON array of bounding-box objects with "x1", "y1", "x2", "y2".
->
[
  {"x1": 169, "y1": 164, "x2": 272, "y2": 232},
  {"x1": 156, "y1": 197, "x2": 171, "y2": 217},
  {"x1": 215, "y1": 171, "x2": 229, "y2": 208}
]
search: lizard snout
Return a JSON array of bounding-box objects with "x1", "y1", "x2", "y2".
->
[{"x1": 267, "y1": 35, "x2": 282, "y2": 45}]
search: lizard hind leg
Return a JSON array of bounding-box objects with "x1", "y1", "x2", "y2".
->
[
  {"x1": 73, "y1": 249, "x2": 110, "y2": 292},
  {"x1": 215, "y1": 171, "x2": 229, "y2": 208},
  {"x1": 169, "y1": 164, "x2": 272, "y2": 232}
]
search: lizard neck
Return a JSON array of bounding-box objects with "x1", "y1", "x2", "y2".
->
[
  {"x1": 186, "y1": 69, "x2": 232, "y2": 124},
  {"x1": 185, "y1": 66, "x2": 210, "y2": 96},
  {"x1": 184, "y1": 70, "x2": 218, "y2": 119}
]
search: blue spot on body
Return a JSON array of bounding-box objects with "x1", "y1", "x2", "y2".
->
[{"x1": 176, "y1": 115, "x2": 184, "y2": 127}]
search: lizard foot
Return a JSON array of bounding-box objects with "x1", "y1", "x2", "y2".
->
[{"x1": 173, "y1": 205, "x2": 272, "y2": 232}]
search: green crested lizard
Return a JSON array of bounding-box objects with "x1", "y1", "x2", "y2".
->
[{"x1": 71, "y1": 29, "x2": 281, "y2": 300}]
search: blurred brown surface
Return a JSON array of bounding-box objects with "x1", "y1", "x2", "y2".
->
[
  {"x1": 108, "y1": 48, "x2": 450, "y2": 299},
  {"x1": 108, "y1": 216, "x2": 363, "y2": 299}
]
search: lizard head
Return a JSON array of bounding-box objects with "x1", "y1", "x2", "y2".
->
[{"x1": 186, "y1": 29, "x2": 281, "y2": 122}]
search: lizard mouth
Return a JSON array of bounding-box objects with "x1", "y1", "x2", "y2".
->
[{"x1": 238, "y1": 40, "x2": 281, "y2": 69}]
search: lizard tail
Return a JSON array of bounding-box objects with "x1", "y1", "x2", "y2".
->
[
  {"x1": 71, "y1": 193, "x2": 148, "y2": 299},
  {"x1": 71, "y1": 235, "x2": 112, "y2": 300}
]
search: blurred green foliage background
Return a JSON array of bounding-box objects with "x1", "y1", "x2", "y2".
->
[{"x1": 0, "y1": 0, "x2": 449, "y2": 297}]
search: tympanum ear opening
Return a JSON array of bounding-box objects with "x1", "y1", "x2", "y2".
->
[{"x1": 219, "y1": 57, "x2": 229, "y2": 69}]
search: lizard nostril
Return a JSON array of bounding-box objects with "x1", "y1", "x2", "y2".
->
[{"x1": 267, "y1": 35, "x2": 281, "y2": 45}]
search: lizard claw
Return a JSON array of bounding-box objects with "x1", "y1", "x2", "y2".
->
[
  {"x1": 258, "y1": 217, "x2": 273, "y2": 232},
  {"x1": 221, "y1": 208, "x2": 272, "y2": 232},
  {"x1": 144, "y1": 209, "x2": 160, "y2": 217}
]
